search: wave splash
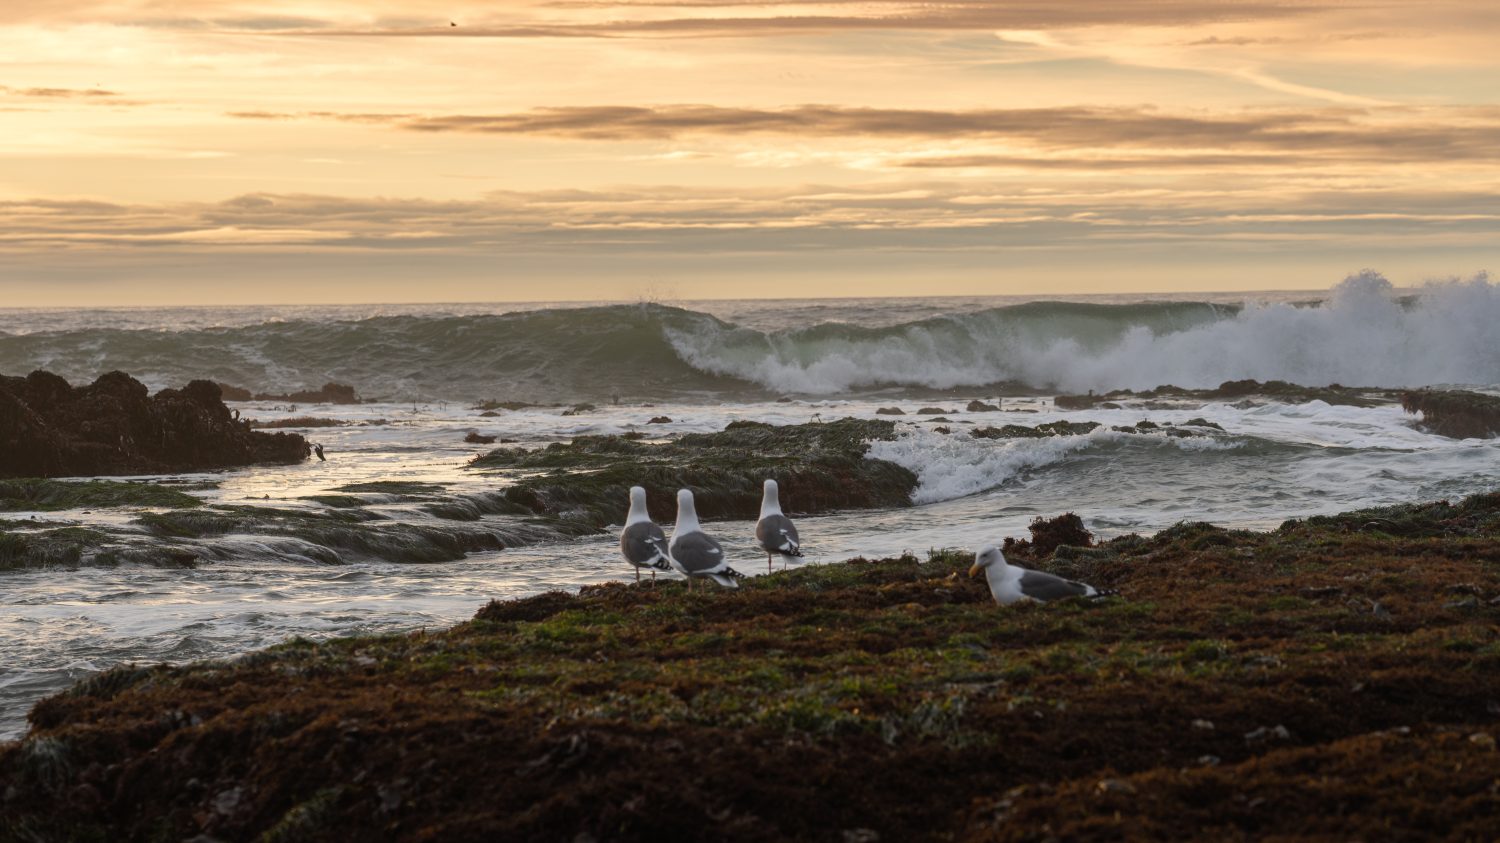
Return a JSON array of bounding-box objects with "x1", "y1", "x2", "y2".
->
[
  {"x1": 671, "y1": 272, "x2": 1500, "y2": 394},
  {"x1": 0, "y1": 273, "x2": 1495, "y2": 400}
]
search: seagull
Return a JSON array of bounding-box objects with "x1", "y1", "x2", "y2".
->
[
  {"x1": 668, "y1": 488, "x2": 744, "y2": 590},
  {"x1": 619, "y1": 486, "x2": 672, "y2": 585},
  {"x1": 969, "y1": 545, "x2": 1115, "y2": 604},
  {"x1": 756, "y1": 479, "x2": 803, "y2": 572}
]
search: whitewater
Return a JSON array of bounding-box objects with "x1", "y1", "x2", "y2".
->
[
  {"x1": 3, "y1": 272, "x2": 1496, "y2": 403},
  {"x1": 2, "y1": 273, "x2": 1498, "y2": 740}
]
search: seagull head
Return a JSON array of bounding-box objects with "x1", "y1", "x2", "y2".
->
[
  {"x1": 676, "y1": 488, "x2": 699, "y2": 526},
  {"x1": 629, "y1": 485, "x2": 648, "y2": 509},
  {"x1": 969, "y1": 545, "x2": 1005, "y2": 578}
]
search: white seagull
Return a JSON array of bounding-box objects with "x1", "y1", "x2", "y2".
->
[
  {"x1": 619, "y1": 486, "x2": 673, "y2": 585},
  {"x1": 668, "y1": 488, "x2": 744, "y2": 590},
  {"x1": 969, "y1": 545, "x2": 1115, "y2": 604},
  {"x1": 755, "y1": 479, "x2": 804, "y2": 572}
]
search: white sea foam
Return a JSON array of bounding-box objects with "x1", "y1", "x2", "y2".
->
[{"x1": 668, "y1": 273, "x2": 1500, "y2": 394}]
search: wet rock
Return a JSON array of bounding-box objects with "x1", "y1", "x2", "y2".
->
[
  {"x1": 915, "y1": 407, "x2": 952, "y2": 415},
  {"x1": 0, "y1": 371, "x2": 308, "y2": 478},
  {"x1": 875, "y1": 407, "x2": 905, "y2": 416},
  {"x1": 471, "y1": 417, "x2": 916, "y2": 526},
  {"x1": 1401, "y1": 389, "x2": 1500, "y2": 439},
  {"x1": 464, "y1": 432, "x2": 497, "y2": 444},
  {"x1": 1054, "y1": 394, "x2": 1103, "y2": 410},
  {"x1": 971, "y1": 421, "x2": 1101, "y2": 440},
  {"x1": 646, "y1": 416, "x2": 673, "y2": 424},
  {"x1": 966, "y1": 400, "x2": 1000, "y2": 412},
  {"x1": 1004, "y1": 513, "x2": 1094, "y2": 559},
  {"x1": 561, "y1": 403, "x2": 597, "y2": 416}
]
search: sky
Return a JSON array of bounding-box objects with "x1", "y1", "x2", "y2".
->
[{"x1": 1, "y1": 1, "x2": 1498, "y2": 305}]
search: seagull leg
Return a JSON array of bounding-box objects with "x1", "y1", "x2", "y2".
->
[
  {"x1": 767, "y1": 552, "x2": 772, "y2": 574},
  {"x1": 635, "y1": 567, "x2": 641, "y2": 584}
]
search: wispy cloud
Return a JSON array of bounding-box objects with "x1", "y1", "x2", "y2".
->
[
  {"x1": 226, "y1": 104, "x2": 1500, "y2": 166},
  {"x1": 0, "y1": 84, "x2": 121, "y2": 99}
]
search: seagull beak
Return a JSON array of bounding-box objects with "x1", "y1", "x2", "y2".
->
[{"x1": 968, "y1": 563, "x2": 981, "y2": 578}]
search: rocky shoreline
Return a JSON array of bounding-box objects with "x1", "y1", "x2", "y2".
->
[
  {"x1": 0, "y1": 371, "x2": 309, "y2": 478},
  {"x1": 3, "y1": 491, "x2": 1497, "y2": 840}
]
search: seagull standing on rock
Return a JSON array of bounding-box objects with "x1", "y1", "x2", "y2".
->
[
  {"x1": 620, "y1": 486, "x2": 673, "y2": 585},
  {"x1": 669, "y1": 488, "x2": 744, "y2": 591},
  {"x1": 969, "y1": 545, "x2": 1115, "y2": 604},
  {"x1": 756, "y1": 479, "x2": 803, "y2": 572}
]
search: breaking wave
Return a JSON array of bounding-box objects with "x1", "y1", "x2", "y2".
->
[{"x1": 0, "y1": 272, "x2": 1495, "y2": 401}]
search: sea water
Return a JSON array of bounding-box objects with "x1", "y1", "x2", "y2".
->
[{"x1": 2, "y1": 273, "x2": 1497, "y2": 739}]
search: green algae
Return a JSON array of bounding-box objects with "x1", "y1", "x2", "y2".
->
[
  {"x1": 0, "y1": 478, "x2": 204, "y2": 512},
  {"x1": 472, "y1": 417, "x2": 917, "y2": 525}
]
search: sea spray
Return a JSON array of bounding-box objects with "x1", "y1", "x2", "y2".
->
[{"x1": 1, "y1": 274, "x2": 1496, "y2": 401}]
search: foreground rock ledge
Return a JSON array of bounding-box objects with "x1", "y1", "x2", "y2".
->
[
  {"x1": 0, "y1": 370, "x2": 309, "y2": 478},
  {"x1": 3, "y1": 492, "x2": 1499, "y2": 841}
]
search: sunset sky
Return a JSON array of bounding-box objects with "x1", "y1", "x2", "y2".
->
[{"x1": 2, "y1": 1, "x2": 1498, "y2": 305}]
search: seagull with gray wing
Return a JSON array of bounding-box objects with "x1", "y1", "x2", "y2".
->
[
  {"x1": 756, "y1": 479, "x2": 803, "y2": 572},
  {"x1": 669, "y1": 488, "x2": 744, "y2": 591},
  {"x1": 620, "y1": 486, "x2": 673, "y2": 585},
  {"x1": 969, "y1": 545, "x2": 1116, "y2": 604}
]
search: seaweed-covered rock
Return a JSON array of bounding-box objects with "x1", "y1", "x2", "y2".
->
[
  {"x1": 875, "y1": 407, "x2": 906, "y2": 416},
  {"x1": 471, "y1": 417, "x2": 917, "y2": 526},
  {"x1": 464, "y1": 432, "x2": 497, "y2": 444},
  {"x1": 0, "y1": 371, "x2": 308, "y2": 478},
  {"x1": 971, "y1": 421, "x2": 1101, "y2": 439},
  {"x1": 11, "y1": 491, "x2": 1500, "y2": 841},
  {"x1": 1003, "y1": 512, "x2": 1094, "y2": 559},
  {"x1": 1401, "y1": 389, "x2": 1500, "y2": 439},
  {"x1": 966, "y1": 400, "x2": 1000, "y2": 412}
]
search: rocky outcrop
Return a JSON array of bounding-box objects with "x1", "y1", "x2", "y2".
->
[
  {"x1": 0, "y1": 371, "x2": 308, "y2": 478},
  {"x1": 1401, "y1": 389, "x2": 1500, "y2": 439},
  {"x1": 471, "y1": 417, "x2": 917, "y2": 526}
]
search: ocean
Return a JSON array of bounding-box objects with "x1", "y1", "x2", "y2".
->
[{"x1": 2, "y1": 274, "x2": 1498, "y2": 739}]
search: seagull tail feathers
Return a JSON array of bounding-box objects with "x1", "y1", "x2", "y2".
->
[
  {"x1": 1087, "y1": 588, "x2": 1122, "y2": 600},
  {"x1": 707, "y1": 573, "x2": 742, "y2": 588}
]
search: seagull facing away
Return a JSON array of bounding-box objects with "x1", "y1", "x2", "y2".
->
[
  {"x1": 969, "y1": 545, "x2": 1115, "y2": 604},
  {"x1": 755, "y1": 479, "x2": 803, "y2": 572},
  {"x1": 620, "y1": 486, "x2": 672, "y2": 585},
  {"x1": 668, "y1": 488, "x2": 744, "y2": 590}
]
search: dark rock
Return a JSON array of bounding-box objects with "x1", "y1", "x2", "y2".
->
[
  {"x1": 1004, "y1": 513, "x2": 1094, "y2": 559},
  {"x1": 0, "y1": 371, "x2": 309, "y2": 478},
  {"x1": 215, "y1": 383, "x2": 254, "y2": 402},
  {"x1": 915, "y1": 407, "x2": 952, "y2": 415},
  {"x1": 470, "y1": 417, "x2": 916, "y2": 527},
  {"x1": 465, "y1": 432, "x2": 497, "y2": 444},
  {"x1": 561, "y1": 403, "x2": 596, "y2": 417},
  {"x1": 479, "y1": 411, "x2": 501, "y2": 418},
  {"x1": 646, "y1": 416, "x2": 673, "y2": 424},
  {"x1": 966, "y1": 400, "x2": 1000, "y2": 412},
  {"x1": 1401, "y1": 389, "x2": 1500, "y2": 439},
  {"x1": 971, "y1": 421, "x2": 1101, "y2": 439},
  {"x1": 1054, "y1": 394, "x2": 1102, "y2": 410},
  {"x1": 875, "y1": 407, "x2": 906, "y2": 416}
]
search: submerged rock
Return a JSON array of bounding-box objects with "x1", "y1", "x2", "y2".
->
[
  {"x1": 471, "y1": 417, "x2": 917, "y2": 526},
  {"x1": 0, "y1": 371, "x2": 308, "y2": 478},
  {"x1": 464, "y1": 432, "x2": 497, "y2": 444},
  {"x1": 875, "y1": 407, "x2": 906, "y2": 416}
]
